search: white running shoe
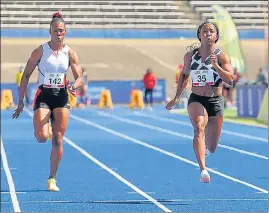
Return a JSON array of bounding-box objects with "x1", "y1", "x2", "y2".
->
[
  {"x1": 200, "y1": 170, "x2": 211, "y2": 183},
  {"x1": 47, "y1": 178, "x2": 60, "y2": 192}
]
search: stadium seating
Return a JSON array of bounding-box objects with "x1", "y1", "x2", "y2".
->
[
  {"x1": 1, "y1": 1, "x2": 200, "y2": 29},
  {"x1": 187, "y1": 0, "x2": 268, "y2": 30},
  {"x1": 1, "y1": 0, "x2": 267, "y2": 29}
]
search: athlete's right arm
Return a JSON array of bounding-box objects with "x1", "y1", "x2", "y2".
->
[
  {"x1": 18, "y1": 46, "x2": 42, "y2": 103},
  {"x1": 174, "y1": 52, "x2": 192, "y2": 100},
  {"x1": 13, "y1": 46, "x2": 42, "y2": 119},
  {"x1": 165, "y1": 51, "x2": 192, "y2": 110}
]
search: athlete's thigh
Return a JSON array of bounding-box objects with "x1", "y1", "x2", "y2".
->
[
  {"x1": 205, "y1": 115, "x2": 223, "y2": 145},
  {"x1": 52, "y1": 108, "x2": 70, "y2": 134},
  {"x1": 188, "y1": 102, "x2": 208, "y2": 129},
  {"x1": 33, "y1": 108, "x2": 51, "y2": 133}
]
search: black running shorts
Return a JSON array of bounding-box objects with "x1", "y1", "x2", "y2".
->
[
  {"x1": 187, "y1": 93, "x2": 224, "y2": 117},
  {"x1": 33, "y1": 85, "x2": 70, "y2": 111}
]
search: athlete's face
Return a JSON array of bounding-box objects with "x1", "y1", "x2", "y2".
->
[
  {"x1": 200, "y1": 23, "x2": 218, "y2": 44},
  {"x1": 50, "y1": 22, "x2": 66, "y2": 43}
]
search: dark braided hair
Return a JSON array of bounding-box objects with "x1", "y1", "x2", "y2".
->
[{"x1": 50, "y1": 12, "x2": 65, "y2": 29}]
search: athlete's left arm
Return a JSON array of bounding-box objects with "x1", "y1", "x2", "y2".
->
[
  {"x1": 69, "y1": 48, "x2": 83, "y2": 89},
  {"x1": 211, "y1": 52, "x2": 234, "y2": 85}
]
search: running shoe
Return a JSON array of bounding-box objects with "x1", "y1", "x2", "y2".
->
[
  {"x1": 47, "y1": 178, "x2": 59, "y2": 192},
  {"x1": 200, "y1": 170, "x2": 211, "y2": 183}
]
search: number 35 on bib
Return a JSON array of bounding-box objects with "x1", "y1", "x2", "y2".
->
[
  {"x1": 192, "y1": 70, "x2": 214, "y2": 86},
  {"x1": 44, "y1": 73, "x2": 65, "y2": 88}
]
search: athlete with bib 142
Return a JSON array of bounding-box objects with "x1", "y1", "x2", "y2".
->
[
  {"x1": 12, "y1": 12, "x2": 84, "y2": 191},
  {"x1": 166, "y1": 22, "x2": 234, "y2": 183}
]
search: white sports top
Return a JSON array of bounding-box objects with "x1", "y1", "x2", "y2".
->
[{"x1": 38, "y1": 42, "x2": 70, "y2": 88}]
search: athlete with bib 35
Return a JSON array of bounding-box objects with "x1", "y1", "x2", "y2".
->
[
  {"x1": 166, "y1": 22, "x2": 234, "y2": 183},
  {"x1": 13, "y1": 12, "x2": 84, "y2": 191}
]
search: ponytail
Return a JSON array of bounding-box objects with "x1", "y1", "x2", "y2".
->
[{"x1": 50, "y1": 12, "x2": 65, "y2": 29}]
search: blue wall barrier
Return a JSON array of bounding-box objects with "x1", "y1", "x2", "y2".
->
[
  {"x1": 257, "y1": 88, "x2": 268, "y2": 124},
  {"x1": 1, "y1": 79, "x2": 166, "y2": 105},
  {"x1": 1, "y1": 28, "x2": 265, "y2": 39},
  {"x1": 236, "y1": 85, "x2": 267, "y2": 118}
]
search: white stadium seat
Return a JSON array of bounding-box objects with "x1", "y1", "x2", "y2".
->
[{"x1": 1, "y1": 0, "x2": 267, "y2": 29}]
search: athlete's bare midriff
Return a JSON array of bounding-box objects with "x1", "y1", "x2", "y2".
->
[{"x1": 192, "y1": 85, "x2": 222, "y2": 97}]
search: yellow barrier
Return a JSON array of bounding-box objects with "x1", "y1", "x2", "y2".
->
[
  {"x1": 68, "y1": 91, "x2": 77, "y2": 108},
  {"x1": 257, "y1": 88, "x2": 268, "y2": 124},
  {"x1": 98, "y1": 89, "x2": 113, "y2": 109},
  {"x1": 1, "y1": 89, "x2": 15, "y2": 110},
  {"x1": 129, "y1": 89, "x2": 144, "y2": 109}
]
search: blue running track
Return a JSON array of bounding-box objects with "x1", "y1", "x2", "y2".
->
[{"x1": 1, "y1": 105, "x2": 268, "y2": 212}]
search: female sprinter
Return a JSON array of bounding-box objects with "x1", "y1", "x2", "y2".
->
[
  {"x1": 166, "y1": 22, "x2": 234, "y2": 183},
  {"x1": 12, "y1": 12, "x2": 84, "y2": 191}
]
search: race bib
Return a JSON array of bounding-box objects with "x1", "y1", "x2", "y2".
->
[
  {"x1": 192, "y1": 70, "x2": 214, "y2": 86},
  {"x1": 43, "y1": 73, "x2": 65, "y2": 88}
]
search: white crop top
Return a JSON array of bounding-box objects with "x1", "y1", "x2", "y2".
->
[{"x1": 37, "y1": 43, "x2": 70, "y2": 88}]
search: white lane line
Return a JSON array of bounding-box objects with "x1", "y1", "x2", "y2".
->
[
  {"x1": 128, "y1": 191, "x2": 155, "y2": 194},
  {"x1": 70, "y1": 114, "x2": 268, "y2": 194},
  {"x1": 64, "y1": 137, "x2": 172, "y2": 212},
  {"x1": 134, "y1": 112, "x2": 268, "y2": 143},
  {"x1": 1, "y1": 168, "x2": 17, "y2": 170},
  {"x1": 1, "y1": 198, "x2": 267, "y2": 204},
  {"x1": 169, "y1": 109, "x2": 268, "y2": 128},
  {"x1": 1, "y1": 139, "x2": 21, "y2": 212},
  {"x1": 100, "y1": 112, "x2": 268, "y2": 160},
  {"x1": 1, "y1": 192, "x2": 26, "y2": 194},
  {"x1": 126, "y1": 45, "x2": 177, "y2": 73},
  {"x1": 24, "y1": 108, "x2": 171, "y2": 213}
]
